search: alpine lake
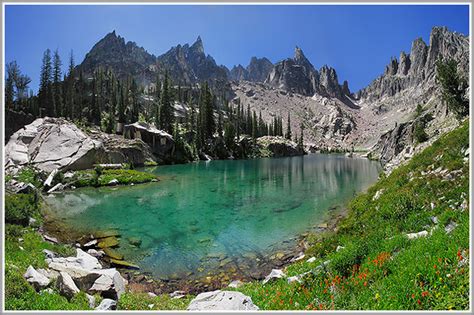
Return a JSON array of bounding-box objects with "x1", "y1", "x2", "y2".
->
[{"x1": 44, "y1": 154, "x2": 381, "y2": 288}]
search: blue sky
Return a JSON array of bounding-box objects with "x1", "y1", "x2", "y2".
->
[{"x1": 5, "y1": 4, "x2": 469, "y2": 93}]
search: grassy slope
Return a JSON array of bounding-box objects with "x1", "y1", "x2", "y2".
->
[
  {"x1": 233, "y1": 120, "x2": 470, "y2": 310},
  {"x1": 4, "y1": 121, "x2": 469, "y2": 310}
]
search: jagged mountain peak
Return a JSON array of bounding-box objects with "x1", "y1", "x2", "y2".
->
[
  {"x1": 356, "y1": 26, "x2": 468, "y2": 101},
  {"x1": 190, "y1": 35, "x2": 204, "y2": 54}
]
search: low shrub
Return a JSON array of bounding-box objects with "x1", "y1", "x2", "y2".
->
[{"x1": 5, "y1": 193, "x2": 38, "y2": 225}]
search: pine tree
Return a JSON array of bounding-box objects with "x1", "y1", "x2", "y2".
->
[
  {"x1": 251, "y1": 110, "x2": 258, "y2": 140},
  {"x1": 285, "y1": 112, "x2": 292, "y2": 140},
  {"x1": 159, "y1": 72, "x2": 174, "y2": 133},
  {"x1": 5, "y1": 65, "x2": 15, "y2": 109},
  {"x1": 39, "y1": 49, "x2": 53, "y2": 116},
  {"x1": 202, "y1": 82, "x2": 215, "y2": 139},
  {"x1": 217, "y1": 110, "x2": 223, "y2": 137},
  {"x1": 436, "y1": 58, "x2": 469, "y2": 119},
  {"x1": 298, "y1": 123, "x2": 304, "y2": 150},
  {"x1": 65, "y1": 50, "x2": 76, "y2": 119},
  {"x1": 52, "y1": 49, "x2": 63, "y2": 117}
]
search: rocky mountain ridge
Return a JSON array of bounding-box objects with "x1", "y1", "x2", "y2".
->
[
  {"x1": 229, "y1": 57, "x2": 274, "y2": 83},
  {"x1": 72, "y1": 26, "x2": 470, "y2": 170}
]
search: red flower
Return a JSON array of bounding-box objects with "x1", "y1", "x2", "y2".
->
[
  {"x1": 417, "y1": 299, "x2": 421, "y2": 305},
  {"x1": 412, "y1": 294, "x2": 415, "y2": 299},
  {"x1": 421, "y1": 291, "x2": 429, "y2": 297},
  {"x1": 363, "y1": 281, "x2": 367, "y2": 287}
]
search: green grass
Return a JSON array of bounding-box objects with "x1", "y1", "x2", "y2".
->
[
  {"x1": 233, "y1": 121, "x2": 470, "y2": 310},
  {"x1": 118, "y1": 292, "x2": 193, "y2": 310},
  {"x1": 73, "y1": 169, "x2": 157, "y2": 187}
]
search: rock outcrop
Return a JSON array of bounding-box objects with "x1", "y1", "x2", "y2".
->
[
  {"x1": 5, "y1": 118, "x2": 104, "y2": 173},
  {"x1": 156, "y1": 36, "x2": 229, "y2": 86},
  {"x1": 187, "y1": 290, "x2": 259, "y2": 311},
  {"x1": 265, "y1": 46, "x2": 351, "y2": 102},
  {"x1": 355, "y1": 27, "x2": 469, "y2": 102},
  {"x1": 230, "y1": 57, "x2": 274, "y2": 83},
  {"x1": 78, "y1": 30, "x2": 156, "y2": 86},
  {"x1": 5, "y1": 118, "x2": 158, "y2": 174}
]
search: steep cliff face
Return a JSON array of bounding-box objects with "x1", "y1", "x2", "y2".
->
[
  {"x1": 352, "y1": 27, "x2": 469, "y2": 170},
  {"x1": 78, "y1": 31, "x2": 156, "y2": 85},
  {"x1": 265, "y1": 47, "x2": 319, "y2": 96},
  {"x1": 355, "y1": 27, "x2": 469, "y2": 102},
  {"x1": 156, "y1": 36, "x2": 229, "y2": 85},
  {"x1": 247, "y1": 57, "x2": 274, "y2": 82},
  {"x1": 265, "y1": 47, "x2": 352, "y2": 103}
]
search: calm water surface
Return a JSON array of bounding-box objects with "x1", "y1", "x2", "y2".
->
[{"x1": 45, "y1": 154, "x2": 381, "y2": 280}]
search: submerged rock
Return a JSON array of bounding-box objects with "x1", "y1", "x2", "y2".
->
[
  {"x1": 103, "y1": 248, "x2": 124, "y2": 260},
  {"x1": 187, "y1": 290, "x2": 259, "y2": 311},
  {"x1": 97, "y1": 236, "x2": 119, "y2": 249},
  {"x1": 109, "y1": 259, "x2": 140, "y2": 270}
]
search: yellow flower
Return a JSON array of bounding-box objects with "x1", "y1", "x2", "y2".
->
[{"x1": 375, "y1": 293, "x2": 380, "y2": 300}]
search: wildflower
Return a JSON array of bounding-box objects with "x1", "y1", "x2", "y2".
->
[
  {"x1": 421, "y1": 291, "x2": 429, "y2": 297},
  {"x1": 433, "y1": 264, "x2": 437, "y2": 269},
  {"x1": 412, "y1": 294, "x2": 415, "y2": 299},
  {"x1": 363, "y1": 281, "x2": 367, "y2": 287},
  {"x1": 417, "y1": 299, "x2": 421, "y2": 305},
  {"x1": 375, "y1": 293, "x2": 380, "y2": 300}
]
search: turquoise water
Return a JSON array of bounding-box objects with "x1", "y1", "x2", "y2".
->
[{"x1": 45, "y1": 154, "x2": 381, "y2": 280}]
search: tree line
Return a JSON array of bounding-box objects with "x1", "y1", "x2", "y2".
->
[{"x1": 5, "y1": 48, "x2": 309, "y2": 155}]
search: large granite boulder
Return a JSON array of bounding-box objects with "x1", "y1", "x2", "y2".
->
[
  {"x1": 23, "y1": 265, "x2": 50, "y2": 290},
  {"x1": 5, "y1": 117, "x2": 103, "y2": 173},
  {"x1": 187, "y1": 290, "x2": 259, "y2": 311}
]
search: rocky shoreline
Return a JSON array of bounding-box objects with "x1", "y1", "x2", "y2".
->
[{"x1": 39, "y1": 198, "x2": 350, "y2": 299}]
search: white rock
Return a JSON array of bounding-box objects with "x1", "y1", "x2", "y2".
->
[
  {"x1": 406, "y1": 230, "x2": 429, "y2": 239},
  {"x1": 83, "y1": 239, "x2": 98, "y2": 247},
  {"x1": 147, "y1": 292, "x2": 157, "y2": 298},
  {"x1": 263, "y1": 269, "x2": 285, "y2": 284},
  {"x1": 187, "y1": 290, "x2": 259, "y2": 311},
  {"x1": 306, "y1": 257, "x2": 316, "y2": 263},
  {"x1": 37, "y1": 268, "x2": 60, "y2": 281},
  {"x1": 57, "y1": 271, "x2": 80, "y2": 299},
  {"x1": 43, "y1": 234, "x2": 59, "y2": 244},
  {"x1": 228, "y1": 280, "x2": 244, "y2": 288},
  {"x1": 372, "y1": 189, "x2": 384, "y2": 200},
  {"x1": 47, "y1": 183, "x2": 64, "y2": 193},
  {"x1": 170, "y1": 290, "x2": 186, "y2": 298},
  {"x1": 76, "y1": 248, "x2": 102, "y2": 270},
  {"x1": 29, "y1": 217, "x2": 37, "y2": 226},
  {"x1": 95, "y1": 298, "x2": 117, "y2": 311},
  {"x1": 336, "y1": 245, "x2": 345, "y2": 252},
  {"x1": 23, "y1": 265, "x2": 50, "y2": 290},
  {"x1": 87, "y1": 249, "x2": 104, "y2": 258},
  {"x1": 108, "y1": 179, "x2": 119, "y2": 186},
  {"x1": 44, "y1": 169, "x2": 58, "y2": 187},
  {"x1": 430, "y1": 216, "x2": 439, "y2": 224},
  {"x1": 88, "y1": 268, "x2": 126, "y2": 299},
  {"x1": 445, "y1": 221, "x2": 458, "y2": 234},
  {"x1": 148, "y1": 304, "x2": 155, "y2": 309},
  {"x1": 86, "y1": 293, "x2": 96, "y2": 308},
  {"x1": 290, "y1": 252, "x2": 305, "y2": 262}
]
